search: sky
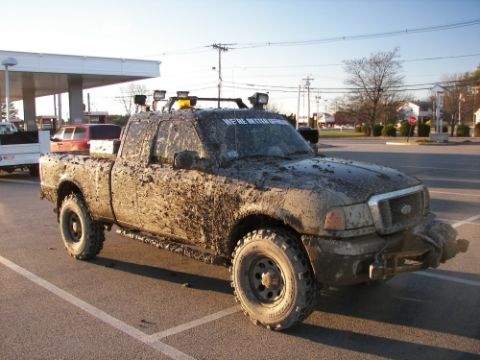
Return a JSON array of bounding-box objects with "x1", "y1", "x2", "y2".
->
[{"x1": 2, "y1": 0, "x2": 480, "y2": 119}]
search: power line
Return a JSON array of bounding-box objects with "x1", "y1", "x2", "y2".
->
[
  {"x1": 137, "y1": 20, "x2": 480, "y2": 59},
  {"x1": 229, "y1": 19, "x2": 480, "y2": 50},
  {"x1": 225, "y1": 52, "x2": 480, "y2": 70},
  {"x1": 223, "y1": 78, "x2": 474, "y2": 95}
]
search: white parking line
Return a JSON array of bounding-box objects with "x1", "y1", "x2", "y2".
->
[
  {"x1": 452, "y1": 213, "x2": 480, "y2": 228},
  {"x1": 430, "y1": 190, "x2": 480, "y2": 198},
  {"x1": 438, "y1": 218, "x2": 479, "y2": 226},
  {"x1": 0, "y1": 255, "x2": 195, "y2": 360},
  {"x1": 147, "y1": 306, "x2": 240, "y2": 342}
]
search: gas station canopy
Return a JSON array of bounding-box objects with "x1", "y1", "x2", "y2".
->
[{"x1": 0, "y1": 50, "x2": 160, "y2": 128}]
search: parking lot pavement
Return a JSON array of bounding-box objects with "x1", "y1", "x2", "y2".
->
[{"x1": 0, "y1": 141, "x2": 479, "y2": 359}]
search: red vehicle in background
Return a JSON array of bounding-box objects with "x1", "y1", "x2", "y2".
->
[{"x1": 50, "y1": 124, "x2": 122, "y2": 153}]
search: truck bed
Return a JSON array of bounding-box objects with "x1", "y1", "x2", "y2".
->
[
  {"x1": 40, "y1": 153, "x2": 116, "y2": 221},
  {"x1": 0, "y1": 131, "x2": 50, "y2": 168}
]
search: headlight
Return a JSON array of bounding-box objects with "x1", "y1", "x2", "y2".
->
[{"x1": 324, "y1": 204, "x2": 374, "y2": 231}]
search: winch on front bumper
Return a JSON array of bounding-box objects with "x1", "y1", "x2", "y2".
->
[{"x1": 301, "y1": 214, "x2": 469, "y2": 286}]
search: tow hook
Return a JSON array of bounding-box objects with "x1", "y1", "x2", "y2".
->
[{"x1": 369, "y1": 262, "x2": 385, "y2": 281}]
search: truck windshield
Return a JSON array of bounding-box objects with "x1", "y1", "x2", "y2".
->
[{"x1": 199, "y1": 116, "x2": 313, "y2": 161}]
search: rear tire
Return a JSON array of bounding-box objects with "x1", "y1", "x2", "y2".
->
[
  {"x1": 231, "y1": 228, "x2": 316, "y2": 330},
  {"x1": 59, "y1": 194, "x2": 105, "y2": 260},
  {"x1": 29, "y1": 165, "x2": 39, "y2": 177}
]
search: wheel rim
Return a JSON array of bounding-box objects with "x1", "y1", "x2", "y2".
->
[
  {"x1": 248, "y1": 256, "x2": 285, "y2": 304},
  {"x1": 66, "y1": 211, "x2": 82, "y2": 243}
]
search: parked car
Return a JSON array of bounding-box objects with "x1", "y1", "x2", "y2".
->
[
  {"x1": 50, "y1": 124, "x2": 122, "y2": 153},
  {"x1": 297, "y1": 126, "x2": 319, "y2": 144}
]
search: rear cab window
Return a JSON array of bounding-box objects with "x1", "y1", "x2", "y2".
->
[
  {"x1": 120, "y1": 121, "x2": 151, "y2": 162},
  {"x1": 90, "y1": 125, "x2": 121, "y2": 140},
  {"x1": 152, "y1": 121, "x2": 203, "y2": 164}
]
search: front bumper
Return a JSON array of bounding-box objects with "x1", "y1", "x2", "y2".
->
[{"x1": 301, "y1": 214, "x2": 469, "y2": 286}]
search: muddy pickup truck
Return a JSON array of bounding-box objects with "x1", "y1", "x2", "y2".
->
[{"x1": 40, "y1": 93, "x2": 468, "y2": 331}]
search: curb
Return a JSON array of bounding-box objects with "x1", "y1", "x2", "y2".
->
[{"x1": 386, "y1": 141, "x2": 416, "y2": 146}]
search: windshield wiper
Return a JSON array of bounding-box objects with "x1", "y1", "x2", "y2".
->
[
  {"x1": 240, "y1": 154, "x2": 291, "y2": 160},
  {"x1": 287, "y1": 150, "x2": 312, "y2": 156}
]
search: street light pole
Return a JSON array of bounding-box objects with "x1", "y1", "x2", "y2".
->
[
  {"x1": 2, "y1": 57, "x2": 18, "y2": 122},
  {"x1": 302, "y1": 76, "x2": 314, "y2": 125}
]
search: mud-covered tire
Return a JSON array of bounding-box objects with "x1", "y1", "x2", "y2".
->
[
  {"x1": 59, "y1": 194, "x2": 105, "y2": 260},
  {"x1": 231, "y1": 228, "x2": 316, "y2": 331}
]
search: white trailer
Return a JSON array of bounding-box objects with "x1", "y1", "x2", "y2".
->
[{"x1": 0, "y1": 131, "x2": 50, "y2": 176}]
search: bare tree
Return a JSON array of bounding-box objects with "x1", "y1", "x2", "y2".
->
[
  {"x1": 442, "y1": 73, "x2": 469, "y2": 136},
  {"x1": 117, "y1": 83, "x2": 149, "y2": 116},
  {"x1": 343, "y1": 48, "x2": 406, "y2": 133}
]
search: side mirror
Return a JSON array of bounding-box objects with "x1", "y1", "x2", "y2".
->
[{"x1": 173, "y1": 150, "x2": 199, "y2": 170}]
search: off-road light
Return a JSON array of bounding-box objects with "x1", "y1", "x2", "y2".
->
[
  {"x1": 255, "y1": 93, "x2": 269, "y2": 105},
  {"x1": 177, "y1": 91, "x2": 190, "y2": 98},
  {"x1": 178, "y1": 99, "x2": 191, "y2": 109},
  {"x1": 134, "y1": 95, "x2": 147, "y2": 106},
  {"x1": 153, "y1": 90, "x2": 166, "y2": 101},
  {"x1": 248, "y1": 92, "x2": 269, "y2": 109}
]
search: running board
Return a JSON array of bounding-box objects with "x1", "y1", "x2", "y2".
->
[{"x1": 116, "y1": 228, "x2": 229, "y2": 266}]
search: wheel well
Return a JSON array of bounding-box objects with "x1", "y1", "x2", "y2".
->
[
  {"x1": 227, "y1": 214, "x2": 300, "y2": 255},
  {"x1": 57, "y1": 181, "x2": 82, "y2": 211}
]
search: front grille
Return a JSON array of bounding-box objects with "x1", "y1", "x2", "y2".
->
[{"x1": 368, "y1": 185, "x2": 426, "y2": 235}]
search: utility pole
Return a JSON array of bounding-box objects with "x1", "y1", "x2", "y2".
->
[
  {"x1": 212, "y1": 43, "x2": 234, "y2": 108},
  {"x1": 315, "y1": 94, "x2": 321, "y2": 129},
  {"x1": 302, "y1": 76, "x2": 314, "y2": 126},
  {"x1": 296, "y1": 84, "x2": 301, "y2": 128}
]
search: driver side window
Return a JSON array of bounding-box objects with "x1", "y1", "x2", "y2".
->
[{"x1": 152, "y1": 121, "x2": 202, "y2": 164}]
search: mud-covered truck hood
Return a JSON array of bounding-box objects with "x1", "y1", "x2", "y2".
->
[
  {"x1": 238, "y1": 156, "x2": 421, "y2": 203},
  {"x1": 220, "y1": 155, "x2": 425, "y2": 239}
]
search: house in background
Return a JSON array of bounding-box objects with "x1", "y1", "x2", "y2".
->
[
  {"x1": 397, "y1": 101, "x2": 433, "y2": 123},
  {"x1": 314, "y1": 112, "x2": 335, "y2": 128},
  {"x1": 475, "y1": 108, "x2": 480, "y2": 124}
]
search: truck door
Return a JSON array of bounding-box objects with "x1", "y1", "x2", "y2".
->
[
  {"x1": 111, "y1": 118, "x2": 153, "y2": 229},
  {"x1": 136, "y1": 120, "x2": 216, "y2": 249}
]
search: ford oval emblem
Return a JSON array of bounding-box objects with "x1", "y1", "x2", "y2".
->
[{"x1": 400, "y1": 204, "x2": 412, "y2": 215}]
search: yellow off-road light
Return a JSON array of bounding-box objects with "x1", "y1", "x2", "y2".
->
[{"x1": 178, "y1": 99, "x2": 191, "y2": 109}]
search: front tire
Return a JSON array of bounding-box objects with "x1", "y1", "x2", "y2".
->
[
  {"x1": 231, "y1": 228, "x2": 316, "y2": 330},
  {"x1": 59, "y1": 194, "x2": 105, "y2": 260}
]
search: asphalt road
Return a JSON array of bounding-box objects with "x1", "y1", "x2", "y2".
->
[{"x1": 1, "y1": 140, "x2": 479, "y2": 360}]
